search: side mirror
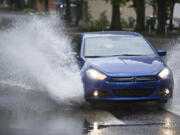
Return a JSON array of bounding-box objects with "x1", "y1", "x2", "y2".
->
[{"x1": 158, "y1": 50, "x2": 167, "y2": 56}]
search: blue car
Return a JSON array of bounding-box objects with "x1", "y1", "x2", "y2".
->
[{"x1": 71, "y1": 31, "x2": 174, "y2": 103}]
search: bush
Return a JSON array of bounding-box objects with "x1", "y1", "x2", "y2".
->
[
  {"x1": 128, "y1": 17, "x2": 136, "y2": 28},
  {"x1": 121, "y1": 18, "x2": 128, "y2": 28},
  {"x1": 98, "y1": 11, "x2": 109, "y2": 30},
  {"x1": 121, "y1": 17, "x2": 136, "y2": 28},
  {"x1": 85, "y1": 11, "x2": 109, "y2": 31},
  {"x1": 23, "y1": 8, "x2": 36, "y2": 13}
]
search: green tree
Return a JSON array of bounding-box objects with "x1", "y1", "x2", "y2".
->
[
  {"x1": 167, "y1": 0, "x2": 180, "y2": 31},
  {"x1": 75, "y1": 0, "x2": 83, "y2": 26},
  {"x1": 7, "y1": 0, "x2": 25, "y2": 9},
  {"x1": 39, "y1": 0, "x2": 48, "y2": 12},
  {"x1": 157, "y1": 0, "x2": 167, "y2": 35},
  {"x1": 149, "y1": 0, "x2": 180, "y2": 34},
  {"x1": 7, "y1": 0, "x2": 14, "y2": 7},
  {"x1": 106, "y1": 0, "x2": 128, "y2": 30},
  {"x1": 149, "y1": 0, "x2": 158, "y2": 16},
  {"x1": 27, "y1": 0, "x2": 36, "y2": 9},
  {"x1": 150, "y1": 0, "x2": 168, "y2": 35},
  {"x1": 75, "y1": 0, "x2": 89, "y2": 25},
  {"x1": 132, "y1": 0, "x2": 145, "y2": 32},
  {"x1": 65, "y1": 0, "x2": 71, "y2": 23},
  {"x1": 16, "y1": 0, "x2": 25, "y2": 9},
  {"x1": 45, "y1": 0, "x2": 48, "y2": 12},
  {"x1": 0, "y1": 0, "x2": 4, "y2": 4}
]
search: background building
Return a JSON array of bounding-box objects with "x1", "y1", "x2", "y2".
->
[
  {"x1": 36, "y1": 0, "x2": 57, "y2": 12},
  {"x1": 88, "y1": 0, "x2": 153, "y2": 22}
]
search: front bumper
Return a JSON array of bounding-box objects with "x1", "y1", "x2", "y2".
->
[{"x1": 83, "y1": 75, "x2": 174, "y2": 101}]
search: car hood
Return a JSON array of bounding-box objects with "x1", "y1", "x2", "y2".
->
[{"x1": 85, "y1": 56, "x2": 164, "y2": 76}]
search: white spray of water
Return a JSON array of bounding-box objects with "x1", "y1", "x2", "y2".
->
[
  {"x1": 0, "y1": 15, "x2": 84, "y2": 106},
  {"x1": 167, "y1": 38, "x2": 180, "y2": 112}
]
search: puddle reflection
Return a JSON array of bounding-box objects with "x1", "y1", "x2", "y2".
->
[{"x1": 0, "y1": 108, "x2": 84, "y2": 135}]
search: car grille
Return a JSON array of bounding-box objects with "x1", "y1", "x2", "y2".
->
[
  {"x1": 113, "y1": 88, "x2": 154, "y2": 97},
  {"x1": 109, "y1": 76, "x2": 157, "y2": 82}
]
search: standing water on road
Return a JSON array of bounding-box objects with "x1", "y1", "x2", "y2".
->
[{"x1": 0, "y1": 16, "x2": 84, "y2": 109}]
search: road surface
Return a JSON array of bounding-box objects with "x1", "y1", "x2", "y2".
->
[{"x1": 0, "y1": 84, "x2": 180, "y2": 135}]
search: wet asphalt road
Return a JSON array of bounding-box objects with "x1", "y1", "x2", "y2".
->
[
  {"x1": 1, "y1": 12, "x2": 180, "y2": 135},
  {"x1": 1, "y1": 84, "x2": 180, "y2": 135}
]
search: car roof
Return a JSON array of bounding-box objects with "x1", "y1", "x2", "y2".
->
[{"x1": 80, "y1": 31, "x2": 141, "y2": 38}]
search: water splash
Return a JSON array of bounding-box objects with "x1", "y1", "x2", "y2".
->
[
  {"x1": 167, "y1": 39, "x2": 180, "y2": 105},
  {"x1": 0, "y1": 15, "x2": 84, "y2": 107}
]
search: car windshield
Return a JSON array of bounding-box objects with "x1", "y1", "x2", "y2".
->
[{"x1": 84, "y1": 36, "x2": 156, "y2": 57}]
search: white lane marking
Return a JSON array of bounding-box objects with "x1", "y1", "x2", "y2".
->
[{"x1": 84, "y1": 110, "x2": 125, "y2": 126}]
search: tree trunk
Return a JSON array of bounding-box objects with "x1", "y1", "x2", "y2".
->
[
  {"x1": 110, "y1": 3, "x2": 121, "y2": 30},
  {"x1": 169, "y1": 5, "x2": 174, "y2": 31},
  {"x1": 8, "y1": 0, "x2": 15, "y2": 7},
  {"x1": 65, "y1": 0, "x2": 71, "y2": 23},
  {"x1": 134, "y1": 0, "x2": 145, "y2": 32},
  {"x1": 27, "y1": 0, "x2": 36, "y2": 9},
  {"x1": 0, "y1": 0, "x2": 3, "y2": 4},
  {"x1": 75, "y1": 0, "x2": 83, "y2": 26},
  {"x1": 150, "y1": 0, "x2": 158, "y2": 17},
  {"x1": 169, "y1": 1, "x2": 175, "y2": 31},
  {"x1": 20, "y1": 0, "x2": 25, "y2": 8},
  {"x1": 45, "y1": 0, "x2": 48, "y2": 12},
  {"x1": 157, "y1": 0, "x2": 167, "y2": 35},
  {"x1": 15, "y1": 0, "x2": 25, "y2": 9}
]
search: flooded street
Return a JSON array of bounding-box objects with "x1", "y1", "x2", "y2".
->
[{"x1": 1, "y1": 12, "x2": 180, "y2": 135}]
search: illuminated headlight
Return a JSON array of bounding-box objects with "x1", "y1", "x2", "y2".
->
[
  {"x1": 164, "y1": 88, "x2": 170, "y2": 95},
  {"x1": 93, "y1": 90, "x2": 99, "y2": 97},
  {"x1": 86, "y1": 69, "x2": 107, "y2": 80},
  {"x1": 158, "y1": 67, "x2": 170, "y2": 79}
]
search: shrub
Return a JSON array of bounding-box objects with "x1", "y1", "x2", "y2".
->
[
  {"x1": 121, "y1": 17, "x2": 136, "y2": 28},
  {"x1": 128, "y1": 17, "x2": 136, "y2": 28},
  {"x1": 85, "y1": 11, "x2": 109, "y2": 31},
  {"x1": 23, "y1": 8, "x2": 36, "y2": 13}
]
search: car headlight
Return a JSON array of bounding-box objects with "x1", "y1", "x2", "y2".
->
[
  {"x1": 86, "y1": 69, "x2": 107, "y2": 80},
  {"x1": 158, "y1": 67, "x2": 170, "y2": 79}
]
